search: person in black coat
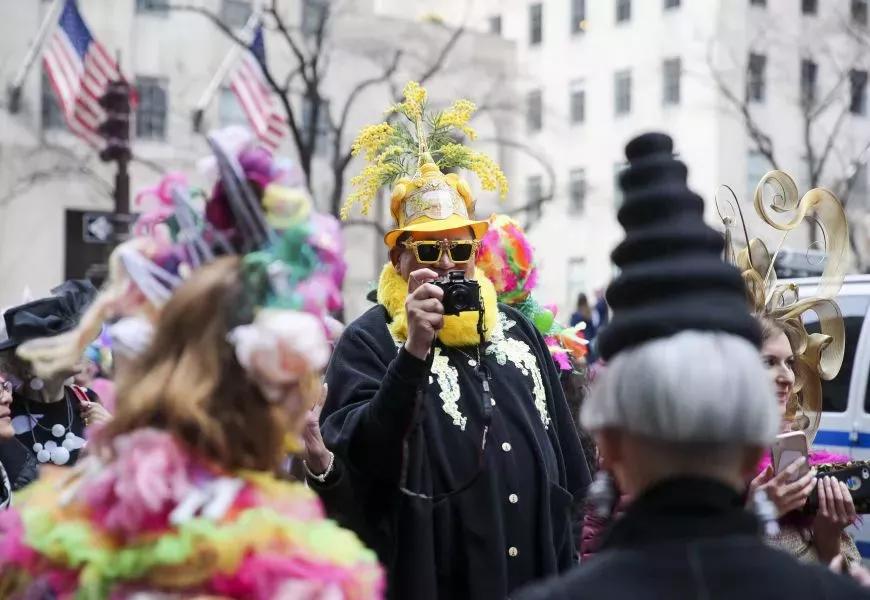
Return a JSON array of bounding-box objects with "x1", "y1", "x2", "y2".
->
[
  {"x1": 325, "y1": 92, "x2": 590, "y2": 599},
  {"x1": 515, "y1": 133, "x2": 869, "y2": 599}
]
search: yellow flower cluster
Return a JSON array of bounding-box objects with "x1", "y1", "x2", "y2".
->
[
  {"x1": 342, "y1": 162, "x2": 402, "y2": 219},
  {"x1": 469, "y1": 150, "x2": 509, "y2": 198},
  {"x1": 389, "y1": 81, "x2": 428, "y2": 120},
  {"x1": 437, "y1": 142, "x2": 473, "y2": 167},
  {"x1": 351, "y1": 123, "x2": 396, "y2": 161},
  {"x1": 440, "y1": 99, "x2": 477, "y2": 140}
]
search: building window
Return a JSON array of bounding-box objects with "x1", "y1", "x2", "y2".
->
[
  {"x1": 135, "y1": 0, "x2": 168, "y2": 13},
  {"x1": 527, "y1": 89, "x2": 543, "y2": 132},
  {"x1": 747, "y1": 53, "x2": 766, "y2": 102},
  {"x1": 664, "y1": 0, "x2": 680, "y2": 9},
  {"x1": 218, "y1": 87, "x2": 247, "y2": 127},
  {"x1": 221, "y1": 0, "x2": 252, "y2": 28},
  {"x1": 614, "y1": 69, "x2": 632, "y2": 116},
  {"x1": 566, "y1": 257, "x2": 587, "y2": 313},
  {"x1": 747, "y1": 150, "x2": 767, "y2": 199},
  {"x1": 663, "y1": 57, "x2": 681, "y2": 105},
  {"x1": 529, "y1": 3, "x2": 543, "y2": 45},
  {"x1": 850, "y1": 69, "x2": 868, "y2": 114},
  {"x1": 526, "y1": 175, "x2": 543, "y2": 222},
  {"x1": 571, "y1": 0, "x2": 587, "y2": 34},
  {"x1": 568, "y1": 168, "x2": 587, "y2": 215},
  {"x1": 802, "y1": 0, "x2": 817, "y2": 14},
  {"x1": 800, "y1": 59, "x2": 817, "y2": 106},
  {"x1": 135, "y1": 76, "x2": 168, "y2": 140},
  {"x1": 41, "y1": 72, "x2": 65, "y2": 130},
  {"x1": 750, "y1": 0, "x2": 766, "y2": 6},
  {"x1": 489, "y1": 15, "x2": 502, "y2": 35},
  {"x1": 569, "y1": 80, "x2": 586, "y2": 124},
  {"x1": 616, "y1": 0, "x2": 631, "y2": 23},
  {"x1": 853, "y1": 0, "x2": 868, "y2": 26},
  {"x1": 853, "y1": 163, "x2": 868, "y2": 204},
  {"x1": 614, "y1": 163, "x2": 626, "y2": 209}
]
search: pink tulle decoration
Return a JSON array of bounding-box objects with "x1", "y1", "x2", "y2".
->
[
  {"x1": 0, "y1": 509, "x2": 38, "y2": 568},
  {"x1": 756, "y1": 449, "x2": 850, "y2": 475},
  {"x1": 84, "y1": 429, "x2": 194, "y2": 537},
  {"x1": 211, "y1": 553, "x2": 384, "y2": 600},
  {"x1": 133, "y1": 172, "x2": 188, "y2": 236}
]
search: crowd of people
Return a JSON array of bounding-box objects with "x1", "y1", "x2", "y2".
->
[{"x1": 0, "y1": 83, "x2": 868, "y2": 598}]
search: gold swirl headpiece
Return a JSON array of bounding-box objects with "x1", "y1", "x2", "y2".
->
[{"x1": 717, "y1": 170, "x2": 848, "y2": 440}]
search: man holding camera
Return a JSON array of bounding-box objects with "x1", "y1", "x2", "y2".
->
[{"x1": 321, "y1": 153, "x2": 590, "y2": 599}]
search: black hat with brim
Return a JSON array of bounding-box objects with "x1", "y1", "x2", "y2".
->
[{"x1": 0, "y1": 280, "x2": 97, "y2": 353}]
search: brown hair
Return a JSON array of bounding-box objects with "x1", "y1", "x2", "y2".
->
[
  {"x1": 99, "y1": 256, "x2": 296, "y2": 472},
  {"x1": 757, "y1": 315, "x2": 786, "y2": 344}
]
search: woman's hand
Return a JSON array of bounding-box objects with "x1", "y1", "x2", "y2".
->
[
  {"x1": 748, "y1": 458, "x2": 817, "y2": 517},
  {"x1": 301, "y1": 384, "x2": 332, "y2": 475},
  {"x1": 82, "y1": 401, "x2": 112, "y2": 428},
  {"x1": 814, "y1": 476, "x2": 857, "y2": 563}
]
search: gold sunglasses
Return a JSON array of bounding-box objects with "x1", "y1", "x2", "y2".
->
[{"x1": 402, "y1": 239, "x2": 481, "y2": 264}]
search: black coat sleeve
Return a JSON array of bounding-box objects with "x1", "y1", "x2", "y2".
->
[{"x1": 320, "y1": 320, "x2": 430, "y2": 484}]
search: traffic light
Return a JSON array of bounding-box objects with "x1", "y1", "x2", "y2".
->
[{"x1": 98, "y1": 80, "x2": 132, "y2": 163}]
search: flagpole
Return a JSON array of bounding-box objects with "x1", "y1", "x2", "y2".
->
[
  {"x1": 7, "y1": 0, "x2": 64, "y2": 114},
  {"x1": 192, "y1": 5, "x2": 263, "y2": 132}
]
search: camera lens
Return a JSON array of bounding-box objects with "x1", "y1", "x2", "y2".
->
[{"x1": 450, "y1": 288, "x2": 470, "y2": 308}]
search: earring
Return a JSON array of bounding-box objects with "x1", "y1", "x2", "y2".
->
[
  {"x1": 752, "y1": 488, "x2": 780, "y2": 537},
  {"x1": 29, "y1": 377, "x2": 44, "y2": 391},
  {"x1": 588, "y1": 470, "x2": 617, "y2": 519}
]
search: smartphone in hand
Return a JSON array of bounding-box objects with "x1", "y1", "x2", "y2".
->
[{"x1": 772, "y1": 431, "x2": 810, "y2": 483}]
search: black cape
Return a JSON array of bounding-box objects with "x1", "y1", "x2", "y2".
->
[
  {"x1": 321, "y1": 303, "x2": 590, "y2": 599},
  {"x1": 515, "y1": 477, "x2": 870, "y2": 599}
]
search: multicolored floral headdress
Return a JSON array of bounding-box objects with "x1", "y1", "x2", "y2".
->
[
  {"x1": 717, "y1": 170, "x2": 848, "y2": 440},
  {"x1": 477, "y1": 214, "x2": 587, "y2": 371},
  {"x1": 18, "y1": 128, "x2": 345, "y2": 402},
  {"x1": 342, "y1": 81, "x2": 508, "y2": 247}
]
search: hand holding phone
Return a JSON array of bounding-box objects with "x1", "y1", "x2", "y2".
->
[{"x1": 773, "y1": 431, "x2": 810, "y2": 483}]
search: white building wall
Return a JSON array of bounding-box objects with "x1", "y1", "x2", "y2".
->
[{"x1": 375, "y1": 0, "x2": 870, "y2": 317}]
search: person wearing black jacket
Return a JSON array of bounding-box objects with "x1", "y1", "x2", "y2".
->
[
  {"x1": 515, "y1": 133, "x2": 869, "y2": 599},
  {"x1": 324, "y1": 88, "x2": 590, "y2": 599}
]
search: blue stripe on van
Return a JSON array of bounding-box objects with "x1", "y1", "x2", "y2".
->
[
  {"x1": 814, "y1": 430, "x2": 852, "y2": 447},
  {"x1": 858, "y1": 541, "x2": 870, "y2": 558},
  {"x1": 813, "y1": 429, "x2": 870, "y2": 448}
]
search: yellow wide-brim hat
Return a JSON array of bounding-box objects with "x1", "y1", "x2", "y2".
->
[
  {"x1": 384, "y1": 161, "x2": 489, "y2": 247},
  {"x1": 384, "y1": 214, "x2": 489, "y2": 248}
]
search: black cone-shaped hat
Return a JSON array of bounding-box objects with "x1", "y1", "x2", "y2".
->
[{"x1": 597, "y1": 132, "x2": 761, "y2": 360}]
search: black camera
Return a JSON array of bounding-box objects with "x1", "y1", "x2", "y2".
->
[{"x1": 433, "y1": 271, "x2": 481, "y2": 315}]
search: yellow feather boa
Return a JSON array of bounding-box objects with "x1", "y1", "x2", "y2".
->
[{"x1": 376, "y1": 263, "x2": 498, "y2": 346}]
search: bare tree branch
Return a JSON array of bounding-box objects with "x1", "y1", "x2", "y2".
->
[
  {"x1": 418, "y1": 24, "x2": 465, "y2": 86},
  {"x1": 172, "y1": 2, "x2": 307, "y2": 185}
]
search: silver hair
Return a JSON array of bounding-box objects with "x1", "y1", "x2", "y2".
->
[{"x1": 582, "y1": 331, "x2": 779, "y2": 446}]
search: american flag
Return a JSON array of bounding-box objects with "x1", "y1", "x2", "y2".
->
[
  {"x1": 43, "y1": 0, "x2": 122, "y2": 147},
  {"x1": 229, "y1": 26, "x2": 289, "y2": 151}
]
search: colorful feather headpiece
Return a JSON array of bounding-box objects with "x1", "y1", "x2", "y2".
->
[
  {"x1": 717, "y1": 170, "x2": 848, "y2": 440},
  {"x1": 477, "y1": 214, "x2": 587, "y2": 371}
]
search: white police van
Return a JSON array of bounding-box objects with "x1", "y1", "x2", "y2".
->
[{"x1": 797, "y1": 274, "x2": 870, "y2": 557}]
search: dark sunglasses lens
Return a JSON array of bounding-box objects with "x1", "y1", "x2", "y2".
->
[
  {"x1": 416, "y1": 243, "x2": 441, "y2": 262},
  {"x1": 450, "y1": 243, "x2": 474, "y2": 262}
]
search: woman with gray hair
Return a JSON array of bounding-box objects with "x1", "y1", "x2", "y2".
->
[{"x1": 516, "y1": 133, "x2": 868, "y2": 599}]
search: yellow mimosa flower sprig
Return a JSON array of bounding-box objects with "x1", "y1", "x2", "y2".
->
[{"x1": 342, "y1": 81, "x2": 508, "y2": 219}]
